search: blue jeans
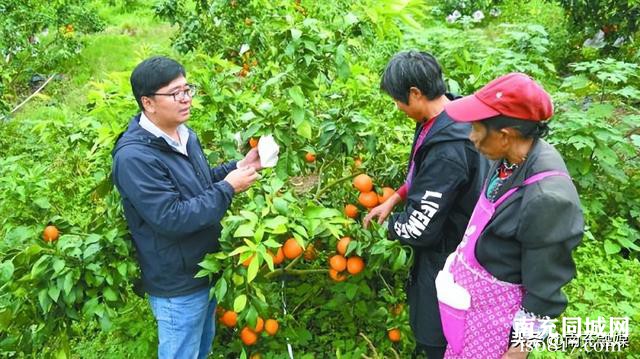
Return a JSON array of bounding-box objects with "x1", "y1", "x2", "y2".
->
[{"x1": 149, "y1": 287, "x2": 217, "y2": 359}]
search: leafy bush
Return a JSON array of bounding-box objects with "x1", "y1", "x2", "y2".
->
[{"x1": 0, "y1": 0, "x2": 105, "y2": 115}]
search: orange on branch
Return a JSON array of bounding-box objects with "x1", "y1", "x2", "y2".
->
[
  {"x1": 42, "y1": 225, "x2": 60, "y2": 242},
  {"x1": 353, "y1": 174, "x2": 373, "y2": 192},
  {"x1": 304, "y1": 152, "x2": 316, "y2": 162},
  {"x1": 329, "y1": 255, "x2": 347, "y2": 272},
  {"x1": 358, "y1": 191, "x2": 378, "y2": 208},
  {"x1": 329, "y1": 268, "x2": 347, "y2": 282},
  {"x1": 336, "y1": 237, "x2": 351, "y2": 256},
  {"x1": 347, "y1": 256, "x2": 365, "y2": 275},
  {"x1": 240, "y1": 326, "x2": 258, "y2": 346},
  {"x1": 221, "y1": 311, "x2": 238, "y2": 328},
  {"x1": 283, "y1": 238, "x2": 303, "y2": 260},
  {"x1": 344, "y1": 204, "x2": 358, "y2": 219},
  {"x1": 265, "y1": 319, "x2": 279, "y2": 336},
  {"x1": 378, "y1": 187, "x2": 395, "y2": 204},
  {"x1": 388, "y1": 328, "x2": 401, "y2": 342}
]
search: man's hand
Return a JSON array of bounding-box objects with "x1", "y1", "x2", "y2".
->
[
  {"x1": 224, "y1": 167, "x2": 258, "y2": 193},
  {"x1": 363, "y1": 193, "x2": 402, "y2": 229},
  {"x1": 237, "y1": 148, "x2": 263, "y2": 171}
]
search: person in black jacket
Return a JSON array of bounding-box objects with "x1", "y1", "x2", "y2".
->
[
  {"x1": 364, "y1": 51, "x2": 489, "y2": 359},
  {"x1": 112, "y1": 56, "x2": 260, "y2": 359},
  {"x1": 440, "y1": 73, "x2": 584, "y2": 358}
]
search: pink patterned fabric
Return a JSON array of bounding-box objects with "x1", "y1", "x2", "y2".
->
[{"x1": 441, "y1": 171, "x2": 569, "y2": 359}]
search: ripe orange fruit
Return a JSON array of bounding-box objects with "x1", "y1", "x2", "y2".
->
[
  {"x1": 249, "y1": 137, "x2": 259, "y2": 148},
  {"x1": 344, "y1": 204, "x2": 358, "y2": 219},
  {"x1": 269, "y1": 247, "x2": 285, "y2": 265},
  {"x1": 304, "y1": 152, "x2": 316, "y2": 162},
  {"x1": 378, "y1": 187, "x2": 395, "y2": 204},
  {"x1": 358, "y1": 191, "x2": 378, "y2": 208},
  {"x1": 329, "y1": 254, "x2": 347, "y2": 272},
  {"x1": 42, "y1": 225, "x2": 60, "y2": 242},
  {"x1": 242, "y1": 254, "x2": 255, "y2": 267},
  {"x1": 353, "y1": 174, "x2": 373, "y2": 192},
  {"x1": 240, "y1": 326, "x2": 258, "y2": 346},
  {"x1": 221, "y1": 310, "x2": 238, "y2": 328},
  {"x1": 265, "y1": 318, "x2": 279, "y2": 336},
  {"x1": 283, "y1": 238, "x2": 303, "y2": 260},
  {"x1": 303, "y1": 243, "x2": 317, "y2": 261},
  {"x1": 251, "y1": 317, "x2": 264, "y2": 333},
  {"x1": 347, "y1": 256, "x2": 365, "y2": 275},
  {"x1": 329, "y1": 268, "x2": 347, "y2": 282},
  {"x1": 388, "y1": 328, "x2": 401, "y2": 342},
  {"x1": 336, "y1": 237, "x2": 351, "y2": 256}
]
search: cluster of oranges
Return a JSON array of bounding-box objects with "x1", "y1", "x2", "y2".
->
[
  {"x1": 327, "y1": 236, "x2": 365, "y2": 281},
  {"x1": 218, "y1": 309, "x2": 280, "y2": 346},
  {"x1": 345, "y1": 174, "x2": 394, "y2": 219},
  {"x1": 242, "y1": 237, "x2": 310, "y2": 268}
]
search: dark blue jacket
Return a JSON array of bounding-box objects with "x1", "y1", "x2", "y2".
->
[{"x1": 112, "y1": 115, "x2": 236, "y2": 297}]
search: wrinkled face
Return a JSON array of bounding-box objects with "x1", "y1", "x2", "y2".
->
[
  {"x1": 469, "y1": 122, "x2": 507, "y2": 160},
  {"x1": 142, "y1": 75, "x2": 192, "y2": 126}
]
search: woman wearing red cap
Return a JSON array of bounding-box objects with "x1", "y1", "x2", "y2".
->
[{"x1": 436, "y1": 73, "x2": 584, "y2": 359}]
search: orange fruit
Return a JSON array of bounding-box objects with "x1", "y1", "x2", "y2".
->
[
  {"x1": 303, "y1": 243, "x2": 317, "y2": 261},
  {"x1": 388, "y1": 328, "x2": 401, "y2": 342},
  {"x1": 354, "y1": 158, "x2": 363, "y2": 168},
  {"x1": 378, "y1": 187, "x2": 395, "y2": 204},
  {"x1": 221, "y1": 310, "x2": 238, "y2": 328},
  {"x1": 336, "y1": 237, "x2": 351, "y2": 256},
  {"x1": 269, "y1": 247, "x2": 285, "y2": 265},
  {"x1": 249, "y1": 137, "x2": 259, "y2": 148},
  {"x1": 329, "y1": 268, "x2": 347, "y2": 282},
  {"x1": 344, "y1": 204, "x2": 358, "y2": 219},
  {"x1": 304, "y1": 152, "x2": 316, "y2": 162},
  {"x1": 242, "y1": 254, "x2": 255, "y2": 267},
  {"x1": 358, "y1": 191, "x2": 378, "y2": 208},
  {"x1": 42, "y1": 225, "x2": 60, "y2": 242},
  {"x1": 347, "y1": 256, "x2": 365, "y2": 275},
  {"x1": 265, "y1": 318, "x2": 279, "y2": 336},
  {"x1": 329, "y1": 254, "x2": 347, "y2": 272},
  {"x1": 251, "y1": 317, "x2": 264, "y2": 333},
  {"x1": 353, "y1": 174, "x2": 373, "y2": 192},
  {"x1": 240, "y1": 326, "x2": 258, "y2": 346},
  {"x1": 283, "y1": 238, "x2": 303, "y2": 260}
]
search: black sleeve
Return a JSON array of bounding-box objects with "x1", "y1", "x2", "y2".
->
[
  {"x1": 387, "y1": 146, "x2": 468, "y2": 248},
  {"x1": 114, "y1": 154, "x2": 235, "y2": 237},
  {"x1": 210, "y1": 160, "x2": 238, "y2": 182},
  {"x1": 517, "y1": 188, "x2": 584, "y2": 318}
]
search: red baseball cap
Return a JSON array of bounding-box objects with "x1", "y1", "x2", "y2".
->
[{"x1": 445, "y1": 73, "x2": 553, "y2": 122}]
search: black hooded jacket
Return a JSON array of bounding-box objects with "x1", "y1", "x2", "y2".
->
[{"x1": 388, "y1": 109, "x2": 490, "y2": 346}]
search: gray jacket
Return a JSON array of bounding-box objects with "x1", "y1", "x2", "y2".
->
[{"x1": 476, "y1": 139, "x2": 584, "y2": 318}]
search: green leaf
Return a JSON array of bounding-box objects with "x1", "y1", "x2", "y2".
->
[
  {"x1": 33, "y1": 197, "x2": 51, "y2": 209},
  {"x1": 52, "y1": 258, "x2": 65, "y2": 274},
  {"x1": 392, "y1": 248, "x2": 407, "y2": 271},
  {"x1": 63, "y1": 272, "x2": 74, "y2": 295},
  {"x1": 228, "y1": 245, "x2": 250, "y2": 257},
  {"x1": 273, "y1": 197, "x2": 289, "y2": 215},
  {"x1": 304, "y1": 206, "x2": 341, "y2": 219},
  {"x1": 234, "y1": 294, "x2": 247, "y2": 312},
  {"x1": 291, "y1": 28, "x2": 302, "y2": 41},
  {"x1": 215, "y1": 277, "x2": 228, "y2": 301},
  {"x1": 0, "y1": 261, "x2": 14, "y2": 283},
  {"x1": 103, "y1": 287, "x2": 118, "y2": 302},
  {"x1": 38, "y1": 289, "x2": 52, "y2": 313},
  {"x1": 247, "y1": 255, "x2": 260, "y2": 283},
  {"x1": 83, "y1": 243, "x2": 101, "y2": 260},
  {"x1": 291, "y1": 107, "x2": 305, "y2": 125},
  {"x1": 234, "y1": 224, "x2": 255, "y2": 238},
  {"x1": 288, "y1": 86, "x2": 305, "y2": 107},
  {"x1": 297, "y1": 120, "x2": 313, "y2": 140},
  {"x1": 31, "y1": 254, "x2": 51, "y2": 278},
  {"x1": 604, "y1": 240, "x2": 621, "y2": 255},
  {"x1": 48, "y1": 285, "x2": 61, "y2": 302}
]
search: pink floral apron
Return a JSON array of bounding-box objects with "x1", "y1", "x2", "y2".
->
[{"x1": 436, "y1": 170, "x2": 569, "y2": 358}]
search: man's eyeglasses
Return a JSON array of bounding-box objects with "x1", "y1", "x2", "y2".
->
[{"x1": 149, "y1": 85, "x2": 197, "y2": 101}]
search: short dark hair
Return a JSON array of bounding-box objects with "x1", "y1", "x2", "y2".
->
[
  {"x1": 481, "y1": 115, "x2": 550, "y2": 139},
  {"x1": 130, "y1": 56, "x2": 186, "y2": 110},
  {"x1": 380, "y1": 50, "x2": 446, "y2": 104}
]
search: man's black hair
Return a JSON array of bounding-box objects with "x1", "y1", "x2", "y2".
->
[
  {"x1": 380, "y1": 50, "x2": 446, "y2": 104},
  {"x1": 481, "y1": 115, "x2": 550, "y2": 139},
  {"x1": 130, "y1": 56, "x2": 186, "y2": 111}
]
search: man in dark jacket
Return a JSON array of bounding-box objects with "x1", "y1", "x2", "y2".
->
[
  {"x1": 364, "y1": 51, "x2": 489, "y2": 358},
  {"x1": 112, "y1": 56, "x2": 260, "y2": 359}
]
